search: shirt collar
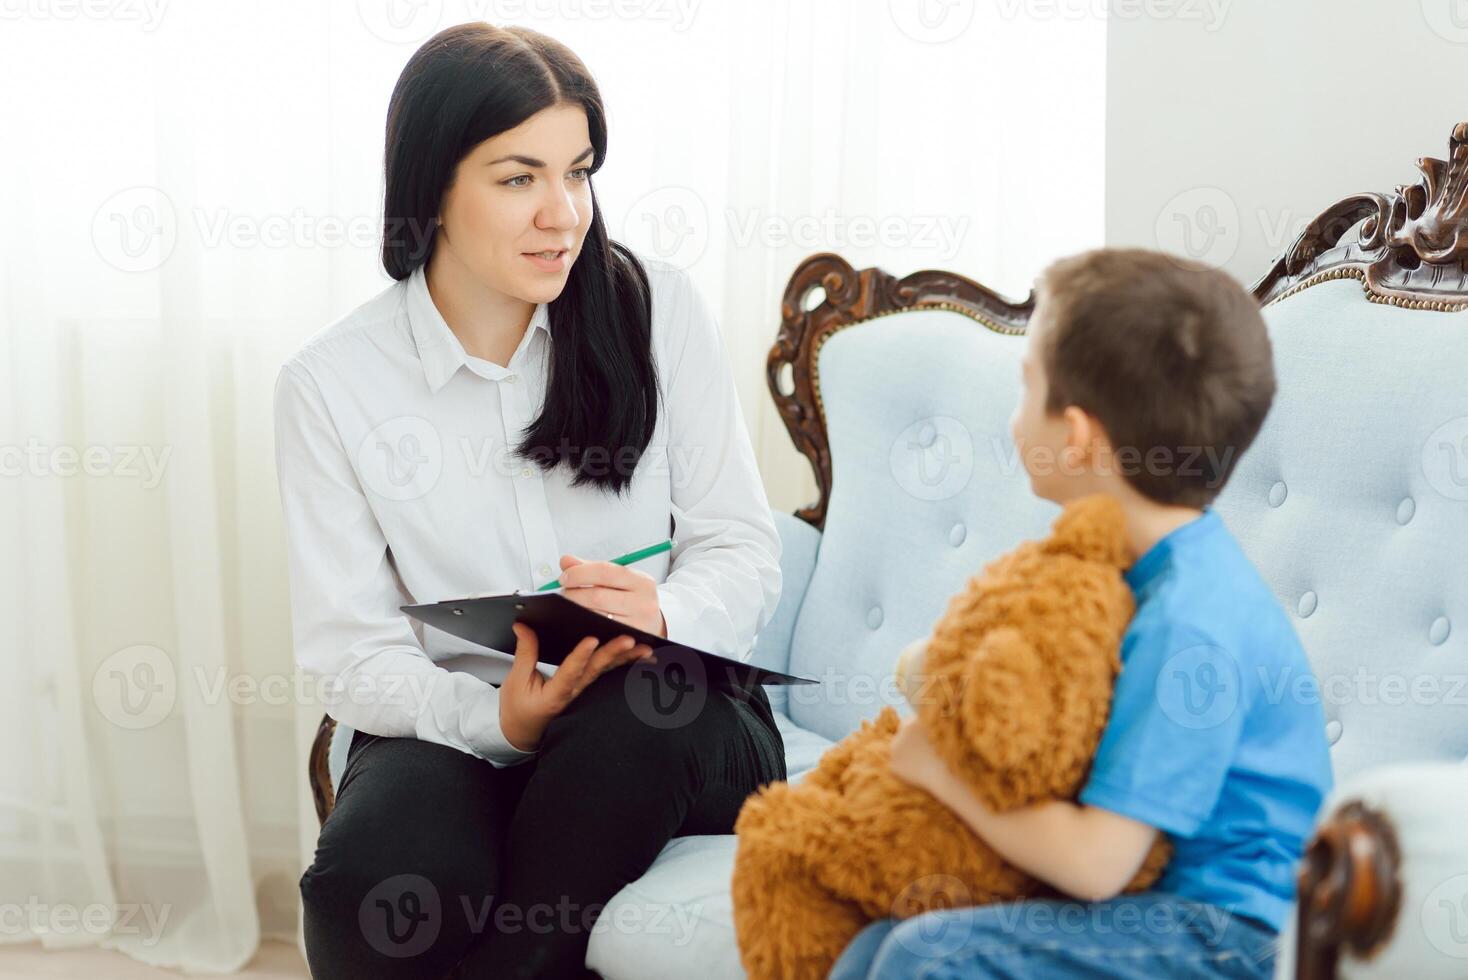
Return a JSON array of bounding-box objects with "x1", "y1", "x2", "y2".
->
[
  {"x1": 1124, "y1": 506, "x2": 1220, "y2": 592},
  {"x1": 405, "y1": 263, "x2": 550, "y2": 393}
]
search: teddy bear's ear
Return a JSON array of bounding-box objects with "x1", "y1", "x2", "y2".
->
[{"x1": 1039, "y1": 494, "x2": 1128, "y2": 567}]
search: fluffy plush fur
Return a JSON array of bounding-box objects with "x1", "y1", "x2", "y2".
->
[{"x1": 730, "y1": 495, "x2": 1172, "y2": 980}]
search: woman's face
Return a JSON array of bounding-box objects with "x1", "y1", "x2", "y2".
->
[{"x1": 436, "y1": 102, "x2": 595, "y2": 305}]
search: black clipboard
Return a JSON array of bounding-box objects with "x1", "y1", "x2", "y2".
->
[{"x1": 401, "y1": 592, "x2": 817, "y2": 691}]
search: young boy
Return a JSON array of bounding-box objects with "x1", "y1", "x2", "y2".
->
[{"x1": 831, "y1": 249, "x2": 1334, "y2": 979}]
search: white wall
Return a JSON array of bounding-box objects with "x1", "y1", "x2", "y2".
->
[{"x1": 1105, "y1": 0, "x2": 1468, "y2": 284}]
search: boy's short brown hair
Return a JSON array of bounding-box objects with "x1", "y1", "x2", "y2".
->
[{"x1": 1034, "y1": 248, "x2": 1275, "y2": 508}]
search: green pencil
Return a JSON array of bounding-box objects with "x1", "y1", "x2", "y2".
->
[{"x1": 535, "y1": 539, "x2": 675, "y2": 592}]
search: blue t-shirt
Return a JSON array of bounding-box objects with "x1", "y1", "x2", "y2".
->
[{"x1": 1078, "y1": 507, "x2": 1333, "y2": 932}]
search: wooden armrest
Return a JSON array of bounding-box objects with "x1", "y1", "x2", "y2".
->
[
  {"x1": 308, "y1": 712, "x2": 337, "y2": 825},
  {"x1": 1295, "y1": 799, "x2": 1403, "y2": 980}
]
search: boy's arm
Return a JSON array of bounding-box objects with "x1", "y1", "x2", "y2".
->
[{"x1": 890, "y1": 716, "x2": 1158, "y2": 902}]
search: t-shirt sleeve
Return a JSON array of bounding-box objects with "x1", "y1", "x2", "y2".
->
[{"x1": 1079, "y1": 616, "x2": 1250, "y2": 837}]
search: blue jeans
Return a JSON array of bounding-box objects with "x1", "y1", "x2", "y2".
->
[{"x1": 827, "y1": 892, "x2": 1278, "y2": 980}]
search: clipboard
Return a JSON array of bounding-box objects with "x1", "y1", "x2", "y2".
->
[{"x1": 401, "y1": 592, "x2": 818, "y2": 691}]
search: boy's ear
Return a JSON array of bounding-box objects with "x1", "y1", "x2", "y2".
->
[{"x1": 1062, "y1": 406, "x2": 1113, "y2": 468}]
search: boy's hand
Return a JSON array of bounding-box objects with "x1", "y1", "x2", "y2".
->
[
  {"x1": 889, "y1": 715, "x2": 949, "y2": 792},
  {"x1": 890, "y1": 710, "x2": 1161, "y2": 902}
]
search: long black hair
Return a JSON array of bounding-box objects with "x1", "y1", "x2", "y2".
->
[{"x1": 382, "y1": 22, "x2": 657, "y2": 496}]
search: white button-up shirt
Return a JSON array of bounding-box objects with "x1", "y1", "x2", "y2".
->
[{"x1": 272, "y1": 257, "x2": 781, "y2": 766}]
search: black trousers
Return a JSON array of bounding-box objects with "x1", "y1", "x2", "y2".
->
[{"x1": 299, "y1": 662, "x2": 786, "y2": 979}]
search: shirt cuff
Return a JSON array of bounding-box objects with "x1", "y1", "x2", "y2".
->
[
  {"x1": 656, "y1": 583, "x2": 687, "y2": 644},
  {"x1": 461, "y1": 687, "x2": 538, "y2": 768},
  {"x1": 655, "y1": 583, "x2": 735, "y2": 657}
]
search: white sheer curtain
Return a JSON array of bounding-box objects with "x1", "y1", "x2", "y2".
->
[{"x1": 0, "y1": 0, "x2": 1103, "y2": 971}]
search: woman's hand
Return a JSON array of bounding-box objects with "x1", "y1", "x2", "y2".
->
[
  {"x1": 888, "y1": 715, "x2": 950, "y2": 794},
  {"x1": 498, "y1": 622, "x2": 656, "y2": 753},
  {"x1": 556, "y1": 554, "x2": 667, "y2": 637}
]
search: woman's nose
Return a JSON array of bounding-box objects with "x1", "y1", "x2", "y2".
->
[{"x1": 537, "y1": 186, "x2": 580, "y2": 231}]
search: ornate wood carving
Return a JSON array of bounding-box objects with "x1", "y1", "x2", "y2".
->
[
  {"x1": 766, "y1": 253, "x2": 1033, "y2": 530},
  {"x1": 309, "y1": 712, "x2": 337, "y2": 825},
  {"x1": 1294, "y1": 800, "x2": 1403, "y2": 980},
  {"x1": 1254, "y1": 122, "x2": 1468, "y2": 310}
]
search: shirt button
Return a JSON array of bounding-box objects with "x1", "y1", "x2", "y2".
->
[
  {"x1": 520, "y1": 467, "x2": 532, "y2": 478},
  {"x1": 506, "y1": 375, "x2": 518, "y2": 384},
  {"x1": 539, "y1": 564, "x2": 551, "y2": 576}
]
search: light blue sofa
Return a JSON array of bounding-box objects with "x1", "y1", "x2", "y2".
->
[{"x1": 319, "y1": 127, "x2": 1468, "y2": 979}]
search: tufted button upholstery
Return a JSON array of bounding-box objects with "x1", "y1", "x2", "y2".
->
[{"x1": 1212, "y1": 280, "x2": 1468, "y2": 780}]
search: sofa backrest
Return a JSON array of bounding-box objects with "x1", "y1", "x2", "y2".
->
[{"x1": 771, "y1": 127, "x2": 1468, "y2": 784}]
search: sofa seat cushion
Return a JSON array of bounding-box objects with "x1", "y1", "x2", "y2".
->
[{"x1": 584, "y1": 710, "x2": 835, "y2": 979}]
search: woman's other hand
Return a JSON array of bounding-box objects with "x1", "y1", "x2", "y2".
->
[{"x1": 498, "y1": 621, "x2": 656, "y2": 753}]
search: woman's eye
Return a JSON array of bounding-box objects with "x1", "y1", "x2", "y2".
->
[
  {"x1": 503, "y1": 174, "x2": 532, "y2": 188},
  {"x1": 568, "y1": 167, "x2": 591, "y2": 182}
]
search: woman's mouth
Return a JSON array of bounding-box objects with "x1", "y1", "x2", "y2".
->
[{"x1": 523, "y1": 249, "x2": 569, "y2": 272}]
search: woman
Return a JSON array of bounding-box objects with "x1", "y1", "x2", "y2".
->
[{"x1": 273, "y1": 23, "x2": 786, "y2": 979}]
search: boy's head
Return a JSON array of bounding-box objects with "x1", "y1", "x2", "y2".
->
[{"x1": 1009, "y1": 248, "x2": 1275, "y2": 509}]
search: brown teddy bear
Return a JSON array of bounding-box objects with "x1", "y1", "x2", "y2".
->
[{"x1": 730, "y1": 494, "x2": 1171, "y2": 980}]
